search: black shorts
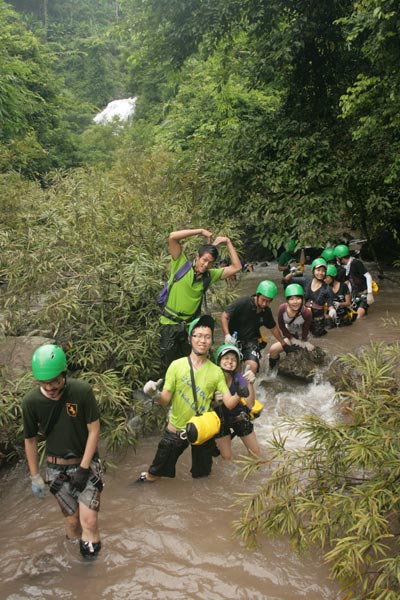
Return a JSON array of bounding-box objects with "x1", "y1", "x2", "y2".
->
[
  {"x1": 240, "y1": 341, "x2": 262, "y2": 368},
  {"x1": 216, "y1": 412, "x2": 254, "y2": 438},
  {"x1": 148, "y1": 428, "x2": 215, "y2": 479}
]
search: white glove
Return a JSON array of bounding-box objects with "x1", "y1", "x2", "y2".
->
[
  {"x1": 290, "y1": 265, "x2": 298, "y2": 273},
  {"x1": 333, "y1": 301, "x2": 340, "y2": 310},
  {"x1": 243, "y1": 367, "x2": 256, "y2": 384},
  {"x1": 214, "y1": 391, "x2": 223, "y2": 403},
  {"x1": 328, "y1": 307, "x2": 337, "y2": 319},
  {"x1": 367, "y1": 293, "x2": 374, "y2": 305},
  {"x1": 143, "y1": 378, "x2": 163, "y2": 398},
  {"x1": 303, "y1": 341, "x2": 315, "y2": 351},
  {"x1": 31, "y1": 473, "x2": 46, "y2": 499},
  {"x1": 224, "y1": 334, "x2": 236, "y2": 345}
]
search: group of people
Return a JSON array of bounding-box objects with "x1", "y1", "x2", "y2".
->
[
  {"x1": 21, "y1": 229, "x2": 376, "y2": 559},
  {"x1": 279, "y1": 240, "x2": 376, "y2": 337}
]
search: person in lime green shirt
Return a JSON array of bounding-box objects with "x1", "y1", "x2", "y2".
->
[
  {"x1": 159, "y1": 228, "x2": 241, "y2": 377},
  {"x1": 138, "y1": 315, "x2": 240, "y2": 483}
]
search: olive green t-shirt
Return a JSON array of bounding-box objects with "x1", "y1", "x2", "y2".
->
[
  {"x1": 164, "y1": 357, "x2": 229, "y2": 430},
  {"x1": 160, "y1": 252, "x2": 224, "y2": 325},
  {"x1": 22, "y1": 378, "x2": 100, "y2": 458}
]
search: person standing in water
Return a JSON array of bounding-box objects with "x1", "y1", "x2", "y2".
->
[
  {"x1": 278, "y1": 240, "x2": 306, "y2": 281},
  {"x1": 22, "y1": 344, "x2": 103, "y2": 558},
  {"x1": 159, "y1": 228, "x2": 241, "y2": 377},
  {"x1": 139, "y1": 315, "x2": 239, "y2": 483},
  {"x1": 213, "y1": 344, "x2": 260, "y2": 460},
  {"x1": 333, "y1": 244, "x2": 375, "y2": 320},
  {"x1": 220, "y1": 280, "x2": 296, "y2": 375}
]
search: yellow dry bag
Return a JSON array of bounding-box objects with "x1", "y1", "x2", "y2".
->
[{"x1": 186, "y1": 411, "x2": 221, "y2": 445}]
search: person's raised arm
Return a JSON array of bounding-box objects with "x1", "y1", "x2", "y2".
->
[
  {"x1": 168, "y1": 229, "x2": 213, "y2": 260},
  {"x1": 213, "y1": 236, "x2": 241, "y2": 280}
]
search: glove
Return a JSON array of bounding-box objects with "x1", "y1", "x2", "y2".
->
[
  {"x1": 283, "y1": 343, "x2": 298, "y2": 354},
  {"x1": 290, "y1": 265, "x2": 298, "y2": 273},
  {"x1": 31, "y1": 473, "x2": 46, "y2": 499},
  {"x1": 328, "y1": 307, "x2": 337, "y2": 319},
  {"x1": 70, "y1": 466, "x2": 90, "y2": 492},
  {"x1": 367, "y1": 293, "x2": 374, "y2": 305},
  {"x1": 143, "y1": 378, "x2": 163, "y2": 398},
  {"x1": 303, "y1": 341, "x2": 315, "y2": 351},
  {"x1": 243, "y1": 367, "x2": 256, "y2": 384},
  {"x1": 333, "y1": 301, "x2": 340, "y2": 310},
  {"x1": 224, "y1": 334, "x2": 237, "y2": 345}
]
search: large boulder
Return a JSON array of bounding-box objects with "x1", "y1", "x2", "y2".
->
[{"x1": 277, "y1": 345, "x2": 329, "y2": 382}]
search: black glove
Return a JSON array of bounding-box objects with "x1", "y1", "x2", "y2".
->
[
  {"x1": 283, "y1": 343, "x2": 299, "y2": 354},
  {"x1": 70, "y1": 466, "x2": 90, "y2": 492}
]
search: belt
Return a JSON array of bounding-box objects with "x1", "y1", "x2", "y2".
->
[{"x1": 46, "y1": 456, "x2": 82, "y2": 466}]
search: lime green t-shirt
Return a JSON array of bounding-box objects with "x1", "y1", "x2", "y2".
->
[
  {"x1": 160, "y1": 252, "x2": 223, "y2": 325},
  {"x1": 164, "y1": 357, "x2": 229, "y2": 430}
]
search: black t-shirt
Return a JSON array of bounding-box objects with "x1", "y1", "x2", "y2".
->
[
  {"x1": 225, "y1": 295, "x2": 276, "y2": 342},
  {"x1": 22, "y1": 378, "x2": 100, "y2": 458}
]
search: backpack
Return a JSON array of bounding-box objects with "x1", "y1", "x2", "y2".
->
[{"x1": 157, "y1": 260, "x2": 211, "y2": 321}]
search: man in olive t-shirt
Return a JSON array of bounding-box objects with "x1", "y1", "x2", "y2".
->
[{"x1": 22, "y1": 344, "x2": 103, "y2": 558}]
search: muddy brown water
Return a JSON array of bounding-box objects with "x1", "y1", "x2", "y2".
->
[{"x1": 1, "y1": 262, "x2": 398, "y2": 600}]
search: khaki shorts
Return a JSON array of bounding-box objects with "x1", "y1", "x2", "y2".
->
[{"x1": 46, "y1": 459, "x2": 103, "y2": 516}]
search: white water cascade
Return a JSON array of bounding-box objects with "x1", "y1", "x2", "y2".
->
[{"x1": 93, "y1": 97, "x2": 137, "y2": 124}]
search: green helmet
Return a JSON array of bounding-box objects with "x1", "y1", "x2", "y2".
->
[
  {"x1": 321, "y1": 247, "x2": 335, "y2": 262},
  {"x1": 326, "y1": 264, "x2": 337, "y2": 278},
  {"x1": 31, "y1": 344, "x2": 67, "y2": 380},
  {"x1": 287, "y1": 239, "x2": 296, "y2": 253},
  {"x1": 285, "y1": 283, "x2": 304, "y2": 298},
  {"x1": 256, "y1": 280, "x2": 277, "y2": 299},
  {"x1": 334, "y1": 244, "x2": 350, "y2": 258},
  {"x1": 215, "y1": 344, "x2": 242, "y2": 365},
  {"x1": 311, "y1": 257, "x2": 327, "y2": 272},
  {"x1": 188, "y1": 314, "x2": 215, "y2": 337}
]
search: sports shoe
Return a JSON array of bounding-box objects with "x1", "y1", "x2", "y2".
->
[{"x1": 136, "y1": 472, "x2": 154, "y2": 483}]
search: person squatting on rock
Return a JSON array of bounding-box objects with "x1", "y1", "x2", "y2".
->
[
  {"x1": 220, "y1": 279, "x2": 298, "y2": 374},
  {"x1": 333, "y1": 244, "x2": 375, "y2": 320},
  {"x1": 159, "y1": 228, "x2": 241, "y2": 378},
  {"x1": 138, "y1": 315, "x2": 239, "y2": 483},
  {"x1": 284, "y1": 257, "x2": 336, "y2": 338},
  {"x1": 268, "y1": 283, "x2": 314, "y2": 370},
  {"x1": 22, "y1": 344, "x2": 103, "y2": 558},
  {"x1": 213, "y1": 344, "x2": 260, "y2": 460}
]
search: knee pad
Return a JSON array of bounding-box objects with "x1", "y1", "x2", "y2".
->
[{"x1": 80, "y1": 540, "x2": 101, "y2": 557}]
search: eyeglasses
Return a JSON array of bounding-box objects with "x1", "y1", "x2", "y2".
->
[{"x1": 191, "y1": 334, "x2": 213, "y2": 341}]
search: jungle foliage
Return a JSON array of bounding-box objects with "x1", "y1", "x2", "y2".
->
[{"x1": 234, "y1": 337, "x2": 400, "y2": 599}]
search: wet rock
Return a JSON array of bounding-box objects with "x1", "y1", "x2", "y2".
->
[
  {"x1": 0, "y1": 335, "x2": 53, "y2": 379},
  {"x1": 278, "y1": 345, "x2": 329, "y2": 382}
]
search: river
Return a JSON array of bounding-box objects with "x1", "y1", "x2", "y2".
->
[{"x1": 0, "y1": 261, "x2": 398, "y2": 599}]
